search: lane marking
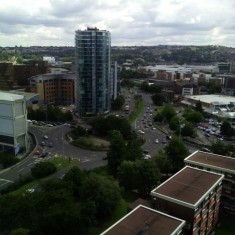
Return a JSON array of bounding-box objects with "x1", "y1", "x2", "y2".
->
[
  {"x1": 0, "y1": 178, "x2": 14, "y2": 183},
  {"x1": 18, "y1": 168, "x2": 25, "y2": 172}
]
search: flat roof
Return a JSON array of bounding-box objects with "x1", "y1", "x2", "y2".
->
[
  {"x1": 185, "y1": 151, "x2": 235, "y2": 174},
  {"x1": 0, "y1": 91, "x2": 24, "y2": 102},
  {"x1": 185, "y1": 94, "x2": 235, "y2": 105},
  {"x1": 151, "y1": 166, "x2": 223, "y2": 208},
  {"x1": 101, "y1": 205, "x2": 185, "y2": 235}
]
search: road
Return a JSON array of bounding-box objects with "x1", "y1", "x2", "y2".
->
[{"x1": 0, "y1": 124, "x2": 106, "y2": 190}]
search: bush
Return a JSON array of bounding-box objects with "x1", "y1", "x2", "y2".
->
[
  {"x1": 0, "y1": 155, "x2": 20, "y2": 168},
  {"x1": 31, "y1": 162, "x2": 57, "y2": 179}
]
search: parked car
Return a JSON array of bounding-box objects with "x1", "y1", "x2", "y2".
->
[
  {"x1": 155, "y1": 139, "x2": 159, "y2": 144},
  {"x1": 34, "y1": 149, "x2": 41, "y2": 155},
  {"x1": 43, "y1": 135, "x2": 49, "y2": 140}
]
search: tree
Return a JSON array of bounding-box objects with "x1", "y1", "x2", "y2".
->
[
  {"x1": 118, "y1": 160, "x2": 160, "y2": 196},
  {"x1": 125, "y1": 135, "x2": 143, "y2": 161},
  {"x1": 164, "y1": 136, "x2": 189, "y2": 173},
  {"x1": 31, "y1": 162, "x2": 57, "y2": 179},
  {"x1": 181, "y1": 121, "x2": 196, "y2": 138},
  {"x1": 221, "y1": 120, "x2": 235, "y2": 137},
  {"x1": 63, "y1": 166, "x2": 83, "y2": 197},
  {"x1": 195, "y1": 100, "x2": 203, "y2": 113},
  {"x1": 161, "y1": 104, "x2": 176, "y2": 123},
  {"x1": 80, "y1": 173, "x2": 121, "y2": 218},
  {"x1": 10, "y1": 228, "x2": 30, "y2": 235},
  {"x1": 112, "y1": 95, "x2": 125, "y2": 110},
  {"x1": 107, "y1": 131, "x2": 127, "y2": 176},
  {"x1": 183, "y1": 108, "x2": 203, "y2": 124},
  {"x1": 151, "y1": 93, "x2": 165, "y2": 106}
]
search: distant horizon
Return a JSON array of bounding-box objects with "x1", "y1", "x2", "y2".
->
[{"x1": 1, "y1": 44, "x2": 235, "y2": 48}]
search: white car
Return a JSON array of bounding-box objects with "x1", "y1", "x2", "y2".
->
[
  {"x1": 138, "y1": 130, "x2": 145, "y2": 134},
  {"x1": 155, "y1": 139, "x2": 159, "y2": 143},
  {"x1": 143, "y1": 154, "x2": 151, "y2": 160}
]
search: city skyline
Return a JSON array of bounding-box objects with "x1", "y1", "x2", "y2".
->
[{"x1": 0, "y1": 0, "x2": 235, "y2": 47}]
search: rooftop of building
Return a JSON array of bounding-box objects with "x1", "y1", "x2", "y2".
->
[
  {"x1": 9, "y1": 90, "x2": 38, "y2": 101},
  {"x1": 185, "y1": 151, "x2": 235, "y2": 174},
  {"x1": 151, "y1": 166, "x2": 223, "y2": 208},
  {"x1": 184, "y1": 94, "x2": 235, "y2": 105},
  {"x1": 100, "y1": 205, "x2": 185, "y2": 235},
  {"x1": 0, "y1": 91, "x2": 24, "y2": 102}
]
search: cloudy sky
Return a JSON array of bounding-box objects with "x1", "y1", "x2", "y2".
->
[{"x1": 0, "y1": 0, "x2": 235, "y2": 47}]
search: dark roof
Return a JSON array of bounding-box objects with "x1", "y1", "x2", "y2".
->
[
  {"x1": 151, "y1": 167, "x2": 223, "y2": 207},
  {"x1": 101, "y1": 205, "x2": 185, "y2": 235},
  {"x1": 185, "y1": 151, "x2": 235, "y2": 174},
  {"x1": 128, "y1": 198, "x2": 152, "y2": 211}
]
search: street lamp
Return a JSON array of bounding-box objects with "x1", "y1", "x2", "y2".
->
[{"x1": 179, "y1": 122, "x2": 185, "y2": 138}]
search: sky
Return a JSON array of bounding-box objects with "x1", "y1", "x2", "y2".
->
[{"x1": 0, "y1": 0, "x2": 235, "y2": 47}]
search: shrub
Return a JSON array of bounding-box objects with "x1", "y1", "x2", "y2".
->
[{"x1": 31, "y1": 162, "x2": 57, "y2": 179}]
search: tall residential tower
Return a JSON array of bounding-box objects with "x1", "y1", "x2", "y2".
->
[{"x1": 75, "y1": 27, "x2": 111, "y2": 118}]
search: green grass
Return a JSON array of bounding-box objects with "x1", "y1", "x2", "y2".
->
[
  {"x1": 49, "y1": 155, "x2": 78, "y2": 170},
  {"x1": 128, "y1": 98, "x2": 144, "y2": 124},
  {"x1": 9, "y1": 157, "x2": 78, "y2": 196},
  {"x1": 215, "y1": 214, "x2": 235, "y2": 235}
]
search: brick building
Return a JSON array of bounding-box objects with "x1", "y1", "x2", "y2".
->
[
  {"x1": 185, "y1": 151, "x2": 235, "y2": 215},
  {"x1": 101, "y1": 205, "x2": 186, "y2": 235},
  {"x1": 151, "y1": 166, "x2": 224, "y2": 235}
]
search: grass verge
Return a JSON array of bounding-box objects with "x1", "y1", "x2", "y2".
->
[{"x1": 128, "y1": 98, "x2": 144, "y2": 124}]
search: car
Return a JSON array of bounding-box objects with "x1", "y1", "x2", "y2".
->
[
  {"x1": 138, "y1": 130, "x2": 145, "y2": 134},
  {"x1": 143, "y1": 154, "x2": 151, "y2": 160},
  {"x1": 40, "y1": 151, "x2": 48, "y2": 158},
  {"x1": 34, "y1": 149, "x2": 41, "y2": 155},
  {"x1": 166, "y1": 135, "x2": 172, "y2": 140},
  {"x1": 152, "y1": 127, "x2": 156, "y2": 130},
  {"x1": 43, "y1": 135, "x2": 49, "y2": 140},
  {"x1": 155, "y1": 139, "x2": 159, "y2": 144},
  {"x1": 26, "y1": 188, "x2": 35, "y2": 193},
  {"x1": 40, "y1": 141, "x2": 46, "y2": 146},
  {"x1": 48, "y1": 143, "x2": 53, "y2": 147},
  {"x1": 143, "y1": 150, "x2": 149, "y2": 155},
  {"x1": 201, "y1": 147, "x2": 211, "y2": 152}
]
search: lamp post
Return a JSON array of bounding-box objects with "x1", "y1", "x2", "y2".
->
[{"x1": 179, "y1": 122, "x2": 185, "y2": 138}]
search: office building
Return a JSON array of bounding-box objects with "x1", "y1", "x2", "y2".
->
[
  {"x1": 151, "y1": 166, "x2": 224, "y2": 235},
  {"x1": 29, "y1": 72, "x2": 75, "y2": 106},
  {"x1": 185, "y1": 151, "x2": 235, "y2": 215},
  {"x1": 0, "y1": 91, "x2": 28, "y2": 154},
  {"x1": 75, "y1": 27, "x2": 111, "y2": 118},
  {"x1": 100, "y1": 205, "x2": 186, "y2": 235}
]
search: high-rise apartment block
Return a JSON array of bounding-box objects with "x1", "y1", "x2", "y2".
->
[
  {"x1": 101, "y1": 205, "x2": 186, "y2": 235},
  {"x1": 151, "y1": 166, "x2": 223, "y2": 235},
  {"x1": 185, "y1": 151, "x2": 235, "y2": 215},
  {"x1": 75, "y1": 27, "x2": 111, "y2": 118}
]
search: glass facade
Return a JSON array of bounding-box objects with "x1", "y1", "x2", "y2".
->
[{"x1": 75, "y1": 27, "x2": 111, "y2": 118}]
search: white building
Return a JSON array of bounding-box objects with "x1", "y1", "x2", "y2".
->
[
  {"x1": 0, "y1": 91, "x2": 28, "y2": 154},
  {"x1": 181, "y1": 94, "x2": 235, "y2": 121}
]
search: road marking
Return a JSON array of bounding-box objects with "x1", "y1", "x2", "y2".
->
[
  {"x1": 0, "y1": 178, "x2": 14, "y2": 183},
  {"x1": 27, "y1": 163, "x2": 33, "y2": 167},
  {"x1": 18, "y1": 168, "x2": 25, "y2": 172}
]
